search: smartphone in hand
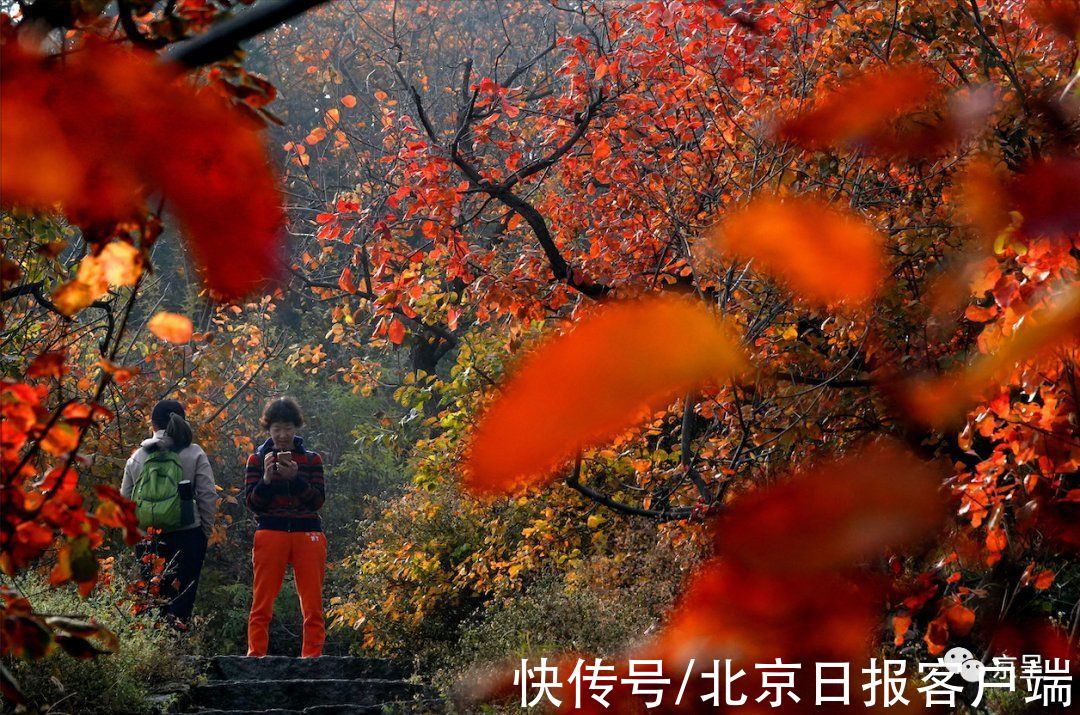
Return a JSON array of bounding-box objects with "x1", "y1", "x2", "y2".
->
[{"x1": 262, "y1": 449, "x2": 279, "y2": 484}]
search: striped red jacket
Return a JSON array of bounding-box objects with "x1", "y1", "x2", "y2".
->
[{"x1": 244, "y1": 436, "x2": 325, "y2": 532}]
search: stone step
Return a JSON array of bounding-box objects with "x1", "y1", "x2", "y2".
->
[
  {"x1": 209, "y1": 655, "x2": 407, "y2": 682},
  {"x1": 189, "y1": 679, "x2": 429, "y2": 711}
]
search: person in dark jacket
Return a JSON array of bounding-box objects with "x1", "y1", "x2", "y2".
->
[
  {"x1": 244, "y1": 396, "x2": 327, "y2": 657},
  {"x1": 122, "y1": 399, "x2": 217, "y2": 626}
]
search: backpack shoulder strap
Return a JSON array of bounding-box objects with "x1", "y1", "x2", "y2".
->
[{"x1": 141, "y1": 446, "x2": 181, "y2": 467}]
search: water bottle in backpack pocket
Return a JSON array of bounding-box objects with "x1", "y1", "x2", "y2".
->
[
  {"x1": 178, "y1": 479, "x2": 196, "y2": 527},
  {"x1": 131, "y1": 449, "x2": 185, "y2": 530}
]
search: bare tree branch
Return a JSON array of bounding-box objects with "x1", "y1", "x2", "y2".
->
[
  {"x1": 565, "y1": 455, "x2": 694, "y2": 521},
  {"x1": 402, "y1": 74, "x2": 608, "y2": 299},
  {"x1": 165, "y1": 0, "x2": 332, "y2": 69}
]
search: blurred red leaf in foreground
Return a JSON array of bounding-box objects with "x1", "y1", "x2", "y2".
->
[
  {"x1": 959, "y1": 156, "x2": 1080, "y2": 242},
  {"x1": 777, "y1": 64, "x2": 941, "y2": 150},
  {"x1": 463, "y1": 296, "x2": 748, "y2": 496},
  {"x1": 707, "y1": 194, "x2": 885, "y2": 306},
  {"x1": 906, "y1": 282, "x2": 1080, "y2": 425},
  {"x1": 147, "y1": 312, "x2": 194, "y2": 344},
  {"x1": 1010, "y1": 157, "x2": 1080, "y2": 238},
  {"x1": 0, "y1": 39, "x2": 284, "y2": 300},
  {"x1": 777, "y1": 62, "x2": 997, "y2": 159},
  {"x1": 465, "y1": 441, "x2": 949, "y2": 712},
  {"x1": 1027, "y1": 0, "x2": 1080, "y2": 39},
  {"x1": 714, "y1": 442, "x2": 946, "y2": 575}
]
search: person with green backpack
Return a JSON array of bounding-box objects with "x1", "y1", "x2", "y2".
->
[{"x1": 121, "y1": 399, "x2": 217, "y2": 627}]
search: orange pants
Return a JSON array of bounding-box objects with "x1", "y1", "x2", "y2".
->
[{"x1": 247, "y1": 529, "x2": 327, "y2": 658}]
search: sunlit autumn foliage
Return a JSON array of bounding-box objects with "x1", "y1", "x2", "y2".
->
[
  {"x1": 1, "y1": 38, "x2": 284, "y2": 302},
  {"x1": 1, "y1": 0, "x2": 290, "y2": 702},
  {"x1": 303, "y1": 0, "x2": 1079, "y2": 701}
]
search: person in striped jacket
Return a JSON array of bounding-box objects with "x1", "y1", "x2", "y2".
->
[{"x1": 244, "y1": 396, "x2": 327, "y2": 657}]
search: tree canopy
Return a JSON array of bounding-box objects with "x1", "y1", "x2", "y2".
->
[{"x1": 2, "y1": 0, "x2": 1078, "y2": 710}]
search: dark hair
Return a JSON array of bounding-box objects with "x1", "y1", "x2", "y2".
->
[
  {"x1": 151, "y1": 399, "x2": 185, "y2": 430},
  {"x1": 164, "y1": 412, "x2": 193, "y2": 451},
  {"x1": 150, "y1": 399, "x2": 193, "y2": 450},
  {"x1": 260, "y1": 396, "x2": 304, "y2": 429}
]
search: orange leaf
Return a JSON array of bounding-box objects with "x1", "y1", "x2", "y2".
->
[
  {"x1": 61, "y1": 401, "x2": 114, "y2": 428},
  {"x1": 374, "y1": 89, "x2": 389, "y2": 101},
  {"x1": 0, "y1": 41, "x2": 284, "y2": 300},
  {"x1": 97, "y1": 241, "x2": 142, "y2": 287},
  {"x1": 26, "y1": 352, "x2": 66, "y2": 380},
  {"x1": 987, "y1": 528, "x2": 1008, "y2": 552},
  {"x1": 49, "y1": 545, "x2": 73, "y2": 586},
  {"x1": 777, "y1": 63, "x2": 942, "y2": 151},
  {"x1": 38, "y1": 422, "x2": 79, "y2": 456},
  {"x1": 463, "y1": 296, "x2": 748, "y2": 495},
  {"x1": 50, "y1": 282, "x2": 92, "y2": 317},
  {"x1": 147, "y1": 312, "x2": 193, "y2": 344},
  {"x1": 924, "y1": 614, "x2": 950, "y2": 655},
  {"x1": 94, "y1": 485, "x2": 142, "y2": 546},
  {"x1": 387, "y1": 317, "x2": 406, "y2": 345},
  {"x1": 338, "y1": 266, "x2": 357, "y2": 294},
  {"x1": 341, "y1": 94, "x2": 358, "y2": 108},
  {"x1": 892, "y1": 612, "x2": 912, "y2": 646},
  {"x1": 592, "y1": 137, "x2": 612, "y2": 160},
  {"x1": 714, "y1": 441, "x2": 946, "y2": 574},
  {"x1": 964, "y1": 303, "x2": 999, "y2": 323},
  {"x1": 1033, "y1": 569, "x2": 1055, "y2": 590},
  {"x1": 708, "y1": 193, "x2": 884, "y2": 306},
  {"x1": 97, "y1": 359, "x2": 139, "y2": 384},
  {"x1": 944, "y1": 601, "x2": 976, "y2": 636},
  {"x1": 51, "y1": 251, "x2": 116, "y2": 316}
]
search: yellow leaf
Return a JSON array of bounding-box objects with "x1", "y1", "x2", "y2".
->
[
  {"x1": 98, "y1": 241, "x2": 142, "y2": 286},
  {"x1": 52, "y1": 279, "x2": 97, "y2": 317}
]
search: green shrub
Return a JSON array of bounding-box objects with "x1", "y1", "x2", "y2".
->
[
  {"x1": 453, "y1": 576, "x2": 656, "y2": 663},
  {"x1": 428, "y1": 519, "x2": 699, "y2": 694},
  {"x1": 5, "y1": 567, "x2": 193, "y2": 714}
]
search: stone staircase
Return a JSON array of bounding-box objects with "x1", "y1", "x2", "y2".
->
[{"x1": 174, "y1": 655, "x2": 442, "y2": 714}]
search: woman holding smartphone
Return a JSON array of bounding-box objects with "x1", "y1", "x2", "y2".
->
[{"x1": 244, "y1": 396, "x2": 327, "y2": 657}]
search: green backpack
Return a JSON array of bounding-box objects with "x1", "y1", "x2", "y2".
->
[{"x1": 131, "y1": 449, "x2": 184, "y2": 531}]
